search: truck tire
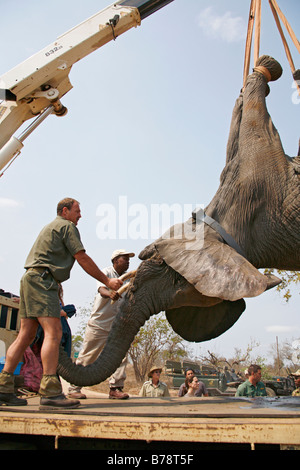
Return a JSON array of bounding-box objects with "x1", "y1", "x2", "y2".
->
[{"x1": 265, "y1": 387, "x2": 276, "y2": 397}]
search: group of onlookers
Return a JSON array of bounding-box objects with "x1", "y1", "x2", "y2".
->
[
  {"x1": 139, "y1": 365, "x2": 209, "y2": 398},
  {"x1": 138, "y1": 363, "x2": 300, "y2": 399}
]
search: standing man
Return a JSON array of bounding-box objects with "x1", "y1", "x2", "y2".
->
[
  {"x1": 178, "y1": 368, "x2": 208, "y2": 397},
  {"x1": 0, "y1": 198, "x2": 123, "y2": 409},
  {"x1": 68, "y1": 249, "x2": 135, "y2": 400},
  {"x1": 235, "y1": 364, "x2": 267, "y2": 397}
]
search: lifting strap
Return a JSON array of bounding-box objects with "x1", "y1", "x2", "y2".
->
[
  {"x1": 243, "y1": 0, "x2": 300, "y2": 96},
  {"x1": 192, "y1": 208, "x2": 246, "y2": 258}
]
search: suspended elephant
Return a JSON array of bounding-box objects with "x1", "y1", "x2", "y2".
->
[{"x1": 58, "y1": 55, "x2": 300, "y2": 386}]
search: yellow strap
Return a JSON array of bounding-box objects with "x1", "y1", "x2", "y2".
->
[
  {"x1": 243, "y1": 0, "x2": 256, "y2": 89},
  {"x1": 253, "y1": 65, "x2": 272, "y2": 82},
  {"x1": 242, "y1": 0, "x2": 262, "y2": 87},
  {"x1": 269, "y1": 0, "x2": 300, "y2": 95},
  {"x1": 243, "y1": 0, "x2": 300, "y2": 96},
  {"x1": 269, "y1": 0, "x2": 300, "y2": 55},
  {"x1": 254, "y1": 0, "x2": 261, "y2": 65}
]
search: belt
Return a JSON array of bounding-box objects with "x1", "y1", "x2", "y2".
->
[
  {"x1": 27, "y1": 267, "x2": 48, "y2": 274},
  {"x1": 26, "y1": 267, "x2": 58, "y2": 282}
]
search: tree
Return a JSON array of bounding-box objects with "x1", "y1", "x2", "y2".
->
[
  {"x1": 128, "y1": 313, "x2": 190, "y2": 382},
  {"x1": 268, "y1": 336, "x2": 300, "y2": 373},
  {"x1": 264, "y1": 269, "x2": 300, "y2": 301},
  {"x1": 196, "y1": 339, "x2": 260, "y2": 371}
]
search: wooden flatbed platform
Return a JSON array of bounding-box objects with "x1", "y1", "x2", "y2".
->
[{"x1": 1, "y1": 395, "x2": 300, "y2": 451}]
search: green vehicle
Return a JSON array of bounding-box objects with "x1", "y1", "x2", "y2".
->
[
  {"x1": 264, "y1": 376, "x2": 295, "y2": 397},
  {"x1": 165, "y1": 360, "x2": 230, "y2": 396},
  {"x1": 165, "y1": 361, "x2": 296, "y2": 397}
]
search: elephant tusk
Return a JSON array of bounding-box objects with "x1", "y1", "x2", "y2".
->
[
  {"x1": 119, "y1": 270, "x2": 137, "y2": 282},
  {"x1": 111, "y1": 270, "x2": 137, "y2": 304},
  {"x1": 111, "y1": 283, "x2": 130, "y2": 304}
]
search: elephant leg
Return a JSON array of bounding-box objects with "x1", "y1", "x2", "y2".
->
[{"x1": 239, "y1": 56, "x2": 284, "y2": 165}]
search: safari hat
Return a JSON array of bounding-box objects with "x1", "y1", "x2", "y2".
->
[
  {"x1": 111, "y1": 249, "x2": 135, "y2": 261},
  {"x1": 148, "y1": 366, "x2": 162, "y2": 377},
  {"x1": 291, "y1": 369, "x2": 300, "y2": 377}
]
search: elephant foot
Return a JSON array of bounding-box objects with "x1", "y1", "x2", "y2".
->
[
  {"x1": 254, "y1": 55, "x2": 283, "y2": 82},
  {"x1": 293, "y1": 69, "x2": 300, "y2": 81}
]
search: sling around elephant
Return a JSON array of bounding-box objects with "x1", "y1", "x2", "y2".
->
[{"x1": 58, "y1": 56, "x2": 300, "y2": 387}]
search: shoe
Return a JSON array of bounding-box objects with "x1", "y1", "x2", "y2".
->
[
  {"x1": 109, "y1": 388, "x2": 129, "y2": 400},
  {"x1": 67, "y1": 392, "x2": 86, "y2": 399},
  {"x1": 0, "y1": 392, "x2": 27, "y2": 406},
  {"x1": 39, "y1": 394, "x2": 80, "y2": 410}
]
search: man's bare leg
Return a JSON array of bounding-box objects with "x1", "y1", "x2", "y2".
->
[{"x1": 38, "y1": 317, "x2": 62, "y2": 375}]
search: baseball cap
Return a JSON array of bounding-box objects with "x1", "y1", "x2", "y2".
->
[{"x1": 111, "y1": 249, "x2": 135, "y2": 261}]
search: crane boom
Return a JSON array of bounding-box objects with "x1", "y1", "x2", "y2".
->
[{"x1": 0, "y1": 0, "x2": 174, "y2": 174}]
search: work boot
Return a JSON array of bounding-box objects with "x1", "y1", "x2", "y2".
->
[
  {"x1": 0, "y1": 392, "x2": 27, "y2": 406},
  {"x1": 0, "y1": 370, "x2": 15, "y2": 393},
  {"x1": 39, "y1": 394, "x2": 80, "y2": 410},
  {"x1": 109, "y1": 387, "x2": 129, "y2": 399},
  {"x1": 39, "y1": 374, "x2": 62, "y2": 397},
  {"x1": 0, "y1": 371, "x2": 26, "y2": 405},
  {"x1": 38, "y1": 374, "x2": 80, "y2": 410}
]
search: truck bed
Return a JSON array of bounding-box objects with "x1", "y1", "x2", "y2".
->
[{"x1": 1, "y1": 394, "x2": 300, "y2": 450}]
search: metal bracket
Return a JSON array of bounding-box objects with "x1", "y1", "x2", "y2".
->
[{"x1": 25, "y1": 87, "x2": 67, "y2": 116}]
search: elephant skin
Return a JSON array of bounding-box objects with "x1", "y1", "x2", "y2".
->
[{"x1": 58, "y1": 56, "x2": 300, "y2": 387}]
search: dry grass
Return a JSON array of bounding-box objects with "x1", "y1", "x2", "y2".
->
[{"x1": 87, "y1": 364, "x2": 178, "y2": 397}]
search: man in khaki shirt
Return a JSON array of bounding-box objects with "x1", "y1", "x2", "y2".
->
[
  {"x1": 139, "y1": 366, "x2": 170, "y2": 398},
  {"x1": 0, "y1": 198, "x2": 122, "y2": 410}
]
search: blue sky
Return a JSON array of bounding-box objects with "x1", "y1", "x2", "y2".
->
[{"x1": 0, "y1": 0, "x2": 299, "y2": 361}]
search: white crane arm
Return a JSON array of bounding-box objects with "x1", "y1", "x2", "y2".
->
[{"x1": 0, "y1": 0, "x2": 173, "y2": 174}]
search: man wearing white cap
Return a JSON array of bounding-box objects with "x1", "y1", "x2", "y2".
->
[{"x1": 68, "y1": 249, "x2": 135, "y2": 400}]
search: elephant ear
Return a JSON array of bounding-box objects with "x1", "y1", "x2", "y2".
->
[
  {"x1": 166, "y1": 299, "x2": 245, "y2": 342},
  {"x1": 154, "y1": 218, "x2": 277, "y2": 301}
]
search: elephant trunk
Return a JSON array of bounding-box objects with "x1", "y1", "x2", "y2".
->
[
  {"x1": 57, "y1": 256, "x2": 178, "y2": 386},
  {"x1": 57, "y1": 293, "x2": 153, "y2": 387}
]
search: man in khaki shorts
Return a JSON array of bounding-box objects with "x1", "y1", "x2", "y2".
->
[{"x1": 0, "y1": 198, "x2": 123, "y2": 410}]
